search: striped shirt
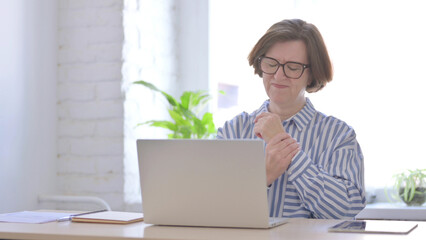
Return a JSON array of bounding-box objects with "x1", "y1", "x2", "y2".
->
[{"x1": 217, "y1": 98, "x2": 366, "y2": 219}]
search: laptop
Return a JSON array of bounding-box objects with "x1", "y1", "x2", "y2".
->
[{"x1": 137, "y1": 139, "x2": 288, "y2": 229}]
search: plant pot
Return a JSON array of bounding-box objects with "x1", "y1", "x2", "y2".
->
[{"x1": 399, "y1": 187, "x2": 426, "y2": 206}]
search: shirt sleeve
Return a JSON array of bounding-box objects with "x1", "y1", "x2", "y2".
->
[
  {"x1": 286, "y1": 126, "x2": 366, "y2": 219},
  {"x1": 216, "y1": 112, "x2": 255, "y2": 140}
]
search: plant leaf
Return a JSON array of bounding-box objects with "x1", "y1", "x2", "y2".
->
[
  {"x1": 189, "y1": 91, "x2": 210, "y2": 113},
  {"x1": 134, "y1": 80, "x2": 178, "y2": 107},
  {"x1": 180, "y1": 91, "x2": 192, "y2": 110},
  {"x1": 134, "y1": 80, "x2": 220, "y2": 139},
  {"x1": 133, "y1": 80, "x2": 161, "y2": 92},
  {"x1": 201, "y1": 112, "x2": 216, "y2": 134},
  {"x1": 148, "y1": 120, "x2": 178, "y2": 132},
  {"x1": 162, "y1": 92, "x2": 179, "y2": 107},
  {"x1": 177, "y1": 104, "x2": 197, "y2": 119},
  {"x1": 177, "y1": 125, "x2": 192, "y2": 138},
  {"x1": 408, "y1": 176, "x2": 416, "y2": 202},
  {"x1": 193, "y1": 118, "x2": 206, "y2": 138},
  {"x1": 169, "y1": 109, "x2": 191, "y2": 127}
]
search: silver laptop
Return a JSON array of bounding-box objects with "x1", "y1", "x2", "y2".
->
[{"x1": 137, "y1": 139, "x2": 288, "y2": 228}]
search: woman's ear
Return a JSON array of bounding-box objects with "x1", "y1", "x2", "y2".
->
[
  {"x1": 307, "y1": 73, "x2": 314, "y2": 88},
  {"x1": 306, "y1": 75, "x2": 316, "y2": 93}
]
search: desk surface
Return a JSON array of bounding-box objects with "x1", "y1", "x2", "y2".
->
[{"x1": 0, "y1": 218, "x2": 424, "y2": 240}]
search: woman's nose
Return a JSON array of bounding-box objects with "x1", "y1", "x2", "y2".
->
[{"x1": 274, "y1": 65, "x2": 286, "y2": 79}]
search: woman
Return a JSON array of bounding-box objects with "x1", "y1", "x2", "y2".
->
[{"x1": 217, "y1": 19, "x2": 366, "y2": 219}]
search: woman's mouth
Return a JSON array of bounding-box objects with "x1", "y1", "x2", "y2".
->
[{"x1": 271, "y1": 83, "x2": 288, "y2": 89}]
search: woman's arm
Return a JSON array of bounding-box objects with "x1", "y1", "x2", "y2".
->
[{"x1": 287, "y1": 127, "x2": 366, "y2": 219}]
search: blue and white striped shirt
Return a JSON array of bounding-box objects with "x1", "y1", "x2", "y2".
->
[{"x1": 217, "y1": 98, "x2": 366, "y2": 219}]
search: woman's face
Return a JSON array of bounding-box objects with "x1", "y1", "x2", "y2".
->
[{"x1": 262, "y1": 40, "x2": 310, "y2": 109}]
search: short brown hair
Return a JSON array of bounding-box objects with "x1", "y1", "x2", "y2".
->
[{"x1": 248, "y1": 19, "x2": 333, "y2": 93}]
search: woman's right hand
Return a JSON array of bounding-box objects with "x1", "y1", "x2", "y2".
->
[{"x1": 264, "y1": 132, "x2": 300, "y2": 186}]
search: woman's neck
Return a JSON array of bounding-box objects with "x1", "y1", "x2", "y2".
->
[{"x1": 268, "y1": 98, "x2": 306, "y2": 121}]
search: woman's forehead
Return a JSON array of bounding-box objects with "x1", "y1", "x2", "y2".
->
[{"x1": 265, "y1": 40, "x2": 308, "y2": 63}]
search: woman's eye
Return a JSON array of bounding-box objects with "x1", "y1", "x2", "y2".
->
[{"x1": 287, "y1": 65, "x2": 302, "y2": 71}]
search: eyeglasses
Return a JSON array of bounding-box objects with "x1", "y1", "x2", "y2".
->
[{"x1": 258, "y1": 56, "x2": 310, "y2": 79}]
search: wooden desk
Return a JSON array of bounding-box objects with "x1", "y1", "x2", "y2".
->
[{"x1": 0, "y1": 218, "x2": 424, "y2": 240}]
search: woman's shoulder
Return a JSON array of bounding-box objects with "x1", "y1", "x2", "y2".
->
[
  {"x1": 317, "y1": 111, "x2": 350, "y2": 125},
  {"x1": 220, "y1": 110, "x2": 255, "y2": 127},
  {"x1": 313, "y1": 111, "x2": 356, "y2": 135},
  {"x1": 216, "y1": 101, "x2": 268, "y2": 139},
  {"x1": 217, "y1": 111, "x2": 255, "y2": 139}
]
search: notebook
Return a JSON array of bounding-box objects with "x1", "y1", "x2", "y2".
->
[
  {"x1": 71, "y1": 211, "x2": 144, "y2": 224},
  {"x1": 136, "y1": 139, "x2": 288, "y2": 229}
]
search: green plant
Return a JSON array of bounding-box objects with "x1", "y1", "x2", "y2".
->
[
  {"x1": 390, "y1": 169, "x2": 426, "y2": 206},
  {"x1": 133, "y1": 80, "x2": 217, "y2": 139}
]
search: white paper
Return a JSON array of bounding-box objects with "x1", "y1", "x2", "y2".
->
[{"x1": 0, "y1": 211, "x2": 71, "y2": 224}]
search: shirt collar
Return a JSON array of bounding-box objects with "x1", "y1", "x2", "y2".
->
[
  {"x1": 290, "y1": 98, "x2": 316, "y2": 131},
  {"x1": 256, "y1": 98, "x2": 317, "y2": 131}
]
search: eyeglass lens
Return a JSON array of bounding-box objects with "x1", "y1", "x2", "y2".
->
[{"x1": 260, "y1": 57, "x2": 306, "y2": 79}]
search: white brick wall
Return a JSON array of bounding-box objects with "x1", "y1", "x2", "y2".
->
[
  {"x1": 57, "y1": 0, "x2": 125, "y2": 210},
  {"x1": 56, "y1": 0, "x2": 204, "y2": 211}
]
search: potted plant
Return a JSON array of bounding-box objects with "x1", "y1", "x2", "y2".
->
[
  {"x1": 390, "y1": 169, "x2": 426, "y2": 206},
  {"x1": 133, "y1": 80, "x2": 218, "y2": 139}
]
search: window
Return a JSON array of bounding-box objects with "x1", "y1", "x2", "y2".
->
[
  {"x1": 210, "y1": 0, "x2": 426, "y2": 189},
  {"x1": 124, "y1": 1, "x2": 426, "y2": 208},
  {"x1": 122, "y1": 0, "x2": 209, "y2": 209}
]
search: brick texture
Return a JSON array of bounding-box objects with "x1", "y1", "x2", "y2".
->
[{"x1": 57, "y1": 0, "x2": 125, "y2": 210}]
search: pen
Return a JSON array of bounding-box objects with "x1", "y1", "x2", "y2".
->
[{"x1": 57, "y1": 209, "x2": 108, "y2": 222}]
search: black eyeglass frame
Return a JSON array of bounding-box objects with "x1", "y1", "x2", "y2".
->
[{"x1": 258, "y1": 56, "x2": 310, "y2": 79}]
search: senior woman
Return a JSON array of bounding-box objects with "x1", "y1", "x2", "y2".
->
[{"x1": 217, "y1": 19, "x2": 366, "y2": 219}]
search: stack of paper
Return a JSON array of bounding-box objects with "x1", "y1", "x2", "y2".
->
[{"x1": 0, "y1": 211, "x2": 72, "y2": 224}]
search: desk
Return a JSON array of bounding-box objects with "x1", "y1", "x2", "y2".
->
[{"x1": 0, "y1": 218, "x2": 424, "y2": 240}]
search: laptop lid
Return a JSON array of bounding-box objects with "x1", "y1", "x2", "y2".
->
[{"x1": 137, "y1": 139, "x2": 274, "y2": 228}]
